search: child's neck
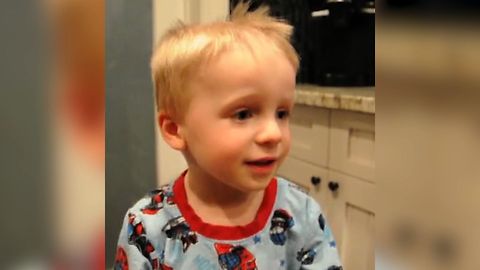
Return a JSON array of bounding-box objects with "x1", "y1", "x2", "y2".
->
[{"x1": 184, "y1": 169, "x2": 265, "y2": 227}]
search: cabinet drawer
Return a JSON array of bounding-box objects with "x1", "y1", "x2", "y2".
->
[
  {"x1": 329, "y1": 110, "x2": 375, "y2": 182},
  {"x1": 290, "y1": 105, "x2": 330, "y2": 167},
  {"x1": 277, "y1": 157, "x2": 331, "y2": 217}
]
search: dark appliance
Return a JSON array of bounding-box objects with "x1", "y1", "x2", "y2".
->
[
  {"x1": 308, "y1": 0, "x2": 375, "y2": 86},
  {"x1": 230, "y1": 0, "x2": 375, "y2": 87}
]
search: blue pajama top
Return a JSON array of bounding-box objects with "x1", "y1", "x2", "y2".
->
[{"x1": 114, "y1": 172, "x2": 343, "y2": 270}]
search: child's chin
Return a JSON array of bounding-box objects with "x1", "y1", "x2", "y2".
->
[{"x1": 244, "y1": 175, "x2": 274, "y2": 191}]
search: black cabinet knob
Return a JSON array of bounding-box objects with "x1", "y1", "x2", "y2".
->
[
  {"x1": 328, "y1": 181, "x2": 340, "y2": 192},
  {"x1": 310, "y1": 176, "x2": 321, "y2": 186}
]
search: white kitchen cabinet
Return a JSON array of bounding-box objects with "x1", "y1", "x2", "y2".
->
[
  {"x1": 329, "y1": 110, "x2": 375, "y2": 182},
  {"x1": 289, "y1": 105, "x2": 330, "y2": 167},
  {"x1": 327, "y1": 170, "x2": 376, "y2": 270},
  {"x1": 279, "y1": 105, "x2": 375, "y2": 270}
]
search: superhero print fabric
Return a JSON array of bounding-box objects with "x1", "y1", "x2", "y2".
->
[{"x1": 114, "y1": 175, "x2": 342, "y2": 270}]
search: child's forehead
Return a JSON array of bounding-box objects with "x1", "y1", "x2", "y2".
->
[
  {"x1": 200, "y1": 41, "x2": 284, "y2": 72},
  {"x1": 189, "y1": 27, "x2": 281, "y2": 60},
  {"x1": 190, "y1": 44, "x2": 295, "y2": 97}
]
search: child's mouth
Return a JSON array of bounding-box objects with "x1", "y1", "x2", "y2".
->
[
  {"x1": 246, "y1": 160, "x2": 274, "y2": 165},
  {"x1": 245, "y1": 158, "x2": 277, "y2": 174}
]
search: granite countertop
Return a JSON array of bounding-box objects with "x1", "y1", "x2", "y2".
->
[{"x1": 295, "y1": 84, "x2": 375, "y2": 114}]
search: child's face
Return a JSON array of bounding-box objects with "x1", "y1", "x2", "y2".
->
[{"x1": 180, "y1": 45, "x2": 296, "y2": 192}]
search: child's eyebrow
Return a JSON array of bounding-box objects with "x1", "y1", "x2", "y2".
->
[
  {"x1": 220, "y1": 92, "x2": 261, "y2": 110},
  {"x1": 219, "y1": 91, "x2": 294, "y2": 112}
]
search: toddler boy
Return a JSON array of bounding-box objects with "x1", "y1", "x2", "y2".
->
[{"x1": 115, "y1": 2, "x2": 342, "y2": 269}]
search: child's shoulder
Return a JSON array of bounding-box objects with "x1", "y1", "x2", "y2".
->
[{"x1": 124, "y1": 182, "x2": 178, "y2": 221}]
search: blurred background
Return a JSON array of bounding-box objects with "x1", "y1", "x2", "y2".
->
[
  {"x1": 377, "y1": 1, "x2": 480, "y2": 270},
  {"x1": 1, "y1": 0, "x2": 105, "y2": 268},
  {"x1": 0, "y1": 0, "x2": 478, "y2": 269},
  {"x1": 0, "y1": 1, "x2": 50, "y2": 267}
]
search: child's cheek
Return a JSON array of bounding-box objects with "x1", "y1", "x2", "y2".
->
[
  {"x1": 284, "y1": 124, "x2": 292, "y2": 144},
  {"x1": 216, "y1": 136, "x2": 244, "y2": 156},
  {"x1": 284, "y1": 135, "x2": 291, "y2": 156}
]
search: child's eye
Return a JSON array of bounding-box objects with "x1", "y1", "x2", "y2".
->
[
  {"x1": 277, "y1": 109, "x2": 290, "y2": 120},
  {"x1": 233, "y1": 109, "x2": 253, "y2": 121}
]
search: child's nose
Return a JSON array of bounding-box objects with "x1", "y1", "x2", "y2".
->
[{"x1": 256, "y1": 118, "x2": 282, "y2": 146}]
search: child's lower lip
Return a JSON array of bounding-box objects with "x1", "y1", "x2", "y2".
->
[{"x1": 245, "y1": 161, "x2": 276, "y2": 174}]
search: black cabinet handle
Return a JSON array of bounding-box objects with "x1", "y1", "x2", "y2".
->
[
  {"x1": 310, "y1": 176, "x2": 321, "y2": 186},
  {"x1": 328, "y1": 181, "x2": 340, "y2": 192}
]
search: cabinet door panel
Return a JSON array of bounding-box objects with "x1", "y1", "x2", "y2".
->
[
  {"x1": 329, "y1": 110, "x2": 375, "y2": 182},
  {"x1": 290, "y1": 105, "x2": 330, "y2": 167},
  {"x1": 327, "y1": 170, "x2": 376, "y2": 270},
  {"x1": 277, "y1": 157, "x2": 331, "y2": 217}
]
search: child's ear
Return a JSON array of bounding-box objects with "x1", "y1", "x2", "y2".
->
[{"x1": 158, "y1": 111, "x2": 186, "y2": 151}]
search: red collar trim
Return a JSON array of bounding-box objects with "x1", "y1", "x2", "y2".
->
[{"x1": 172, "y1": 171, "x2": 277, "y2": 241}]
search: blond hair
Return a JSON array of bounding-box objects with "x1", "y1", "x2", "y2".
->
[{"x1": 151, "y1": 1, "x2": 299, "y2": 120}]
